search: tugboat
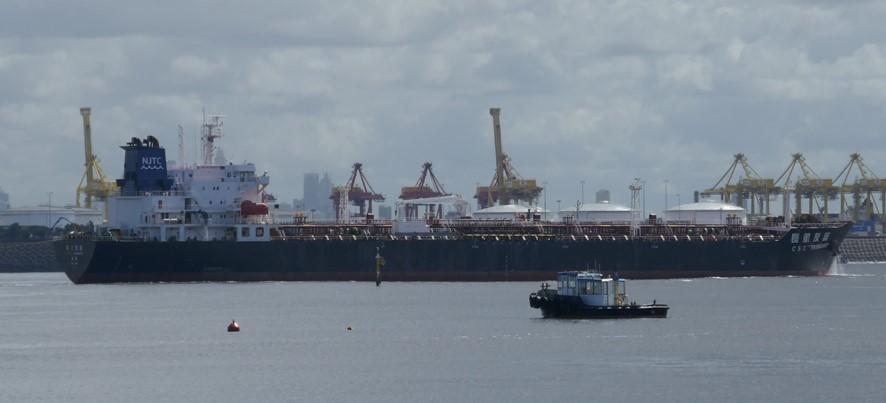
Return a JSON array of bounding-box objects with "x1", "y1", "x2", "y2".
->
[{"x1": 529, "y1": 271, "x2": 668, "y2": 319}]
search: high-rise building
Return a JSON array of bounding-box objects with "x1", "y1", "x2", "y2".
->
[
  {"x1": 0, "y1": 187, "x2": 9, "y2": 210},
  {"x1": 377, "y1": 205, "x2": 392, "y2": 220},
  {"x1": 302, "y1": 172, "x2": 335, "y2": 219},
  {"x1": 595, "y1": 189, "x2": 610, "y2": 203},
  {"x1": 319, "y1": 173, "x2": 333, "y2": 217},
  {"x1": 303, "y1": 173, "x2": 320, "y2": 211}
]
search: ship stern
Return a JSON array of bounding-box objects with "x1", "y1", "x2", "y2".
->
[{"x1": 53, "y1": 238, "x2": 96, "y2": 284}]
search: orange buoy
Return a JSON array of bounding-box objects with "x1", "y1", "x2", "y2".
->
[{"x1": 227, "y1": 320, "x2": 240, "y2": 332}]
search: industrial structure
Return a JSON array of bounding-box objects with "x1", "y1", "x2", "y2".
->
[
  {"x1": 0, "y1": 206, "x2": 103, "y2": 227},
  {"x1": 774, "y1": 153, "x2": 837, "y2": 220},
  {"x1": 63, "y1": 106, "x2": 886, "y2": 233},
  {"x1": 700, "y1": 152, "x2": 886, "y2": 229},
  {"x1": 473, "y1": 204, "x2": 547, "y2": 221},
  {"x1": 559, "y1": 202, "x2": 632, "y2": 223},
  {"x1": 664, "y1": 201, "x2": 747, "y2": 225},
  {"x1": 474, "y1": 108, "x2": 542, "y2": 209},
  {"x1": 702, "y1": 153, "x2": 777, "y2": 216},
  {"x1": 75, "y1": 107, "x2": 118, "y2": 208},
  {"x1": 330, "y1": 163, "x2": 385, "y2": 220},
  {"x1": 833, "y1": 153, "x2": 885, "y2": 221},
  {"x1": 595, "y1": 189, "x2": 611, "y2": 203},
  {"x1": 400, "y1": 162, "x2": 449, "y2": 200},
  {"x1": 399, "y1": 162, "x2": 452, "y2": 220}
]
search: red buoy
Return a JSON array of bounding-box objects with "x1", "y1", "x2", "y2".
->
[{"x1": 227, "y1": 320, "x2": 240, "y2": 332}]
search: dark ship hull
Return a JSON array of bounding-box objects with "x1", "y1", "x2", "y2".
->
[{"x1": 57, "y1": 224, "x2": 850, "y2": 284}]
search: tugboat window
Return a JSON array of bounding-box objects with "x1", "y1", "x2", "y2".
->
[
  {"x1": 241, "y1": 227, "x2": 249, "y2": 237},
  {"x1": 256, "y1": 227, "x2": 264, "y2": 237}
]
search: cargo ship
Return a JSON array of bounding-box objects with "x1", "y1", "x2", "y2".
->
[{"x1": 55, "y1": 117, "x2": 850, "y2": 284}]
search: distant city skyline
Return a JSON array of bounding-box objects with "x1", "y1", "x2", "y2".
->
[
  {"x1": 0, "y1": 187, "x2": 9, "y2": 210},
  {"x1": 300, "y1": 172, "x2": 334, "y2": 218}
]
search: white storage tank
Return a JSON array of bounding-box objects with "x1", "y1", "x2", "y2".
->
[
  {"x1": 559, "y1": 202, "x2": 632, "y2": 223},
  {"x1": 664, "y1": 201, "x2": 746, "y2": 225},
  {"x1": 0, "y1": 206, "x2": 103, "y2": 227},
  {"x1": 473, "y1": 204, "x2": 549, "y2": 222}
]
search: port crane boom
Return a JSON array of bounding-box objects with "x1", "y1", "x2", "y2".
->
[
  {"x1": 75, "y1": 107, "x2": 118, "y2": 208},
  {"x1": 703, "y1": 153, "x2": 776, "y2": 215},
  {"x1": 833, "y1": 153, "x2": 885, "y2": 221},
  {"x1": 474, "y1": 108, "x2": 542, "y2": 209},
  {"x1": 330, "y1": 162, "x2": 385, "y2": 220},
  {"x1": 775, "y1": 153, "x2": 836, "y2": 220}
]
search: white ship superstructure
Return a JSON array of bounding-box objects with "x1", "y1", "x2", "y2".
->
[{"x1": 106, "y1": 117, "x2": 272, "y2": 242}]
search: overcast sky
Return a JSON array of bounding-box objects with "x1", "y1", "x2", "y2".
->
[{"x1": 2, "y1": 1, "x2": 886, "y2": 214}]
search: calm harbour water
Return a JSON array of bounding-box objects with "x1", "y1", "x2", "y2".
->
[{"x1": 2, "y1": 264, "x2": 885, "y2": 403}]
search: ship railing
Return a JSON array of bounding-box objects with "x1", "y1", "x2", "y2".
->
[
  {"x1": 261, "y1": 233, "x2": 784, "y2": 242},
  {"x1": 265, "y1": 220, "x2": 804, "y2": 239},
  {"x1": 791, "y1": 221, "x2": 851, "y2": 229},
  {"x1": 136, "y1": 190, "x2": 189, "y2": 197}
]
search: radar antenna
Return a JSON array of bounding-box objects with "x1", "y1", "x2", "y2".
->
[
  {"x1": 201, "y1": 114, "x2": 224, "y2": 165},
  {"x1": 177, "y1": 124, "x2": 185, "y2": 168}
]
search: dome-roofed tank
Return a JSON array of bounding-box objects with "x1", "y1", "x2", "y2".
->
[
  {"x1": 559, "y1": 201, "x2": 632, "y2": 223},
  {"x1": 664, "y1": 200, "x2": 746, "y2": 225},
  {"x1": 473, "y1": 204, "x2": 549, "y2": 221}
]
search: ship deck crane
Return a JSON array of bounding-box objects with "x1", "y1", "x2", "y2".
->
[
  {"x1": 702, "y1": 153, "x2": 777, "y2": 215},
  {"x1": 474, "y1": 108, "x2": 542, "y2": 209},
  {"x1": 75, "y1": 107, "x2": 118, "y2": 209},
  {"x1": 330, "y1": 162, "x2": 385, "y2": 220},
  {"x1": 833, "y1": 153, "x2": 885, "y2": 221},
  {"x1": 775, "y1": 153, "x2": 837, "y2": 221}
]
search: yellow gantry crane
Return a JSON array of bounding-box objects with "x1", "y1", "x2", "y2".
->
[
  {"x1": 833, "y1": 153, "x2": 885, "y2": 221},
  {"x1": 474, "y1": 108, "x2": 542, "y2": 209},
  {"x1": 703, "y1": 153, "x2": 777, "y2": 215},
  {"x1": 75, "y1": 107, "x2": 118, "y2": 208},
  {"x1": 774, "y1": 153, "x2": 837, "y2": 221}
]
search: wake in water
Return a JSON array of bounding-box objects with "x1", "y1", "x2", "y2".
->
[
  {"x1": 826, "y1": 257, "x2": 879, "y2": 277},
  {"x1": 827, "y1": 256, "x2": 847, "y2": 276}
]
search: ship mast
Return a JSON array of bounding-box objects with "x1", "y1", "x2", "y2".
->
[
  {"x1": 177, "y1": 124, "x2": 185, "y2": 168},
  {"x1": 201, "y1": 114, "x2": 224, "y2": 165}
]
